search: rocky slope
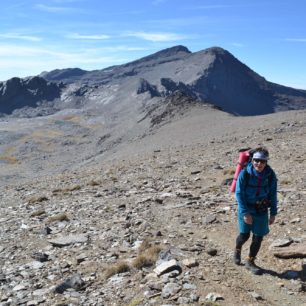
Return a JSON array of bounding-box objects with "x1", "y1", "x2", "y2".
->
[{"x1": 0, "y1": 105, "x2": 305, "y2": 305}]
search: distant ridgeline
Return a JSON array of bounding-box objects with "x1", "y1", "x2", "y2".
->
[{"x1": 1, "y1": 46, "x2": 306, "y2": 116}]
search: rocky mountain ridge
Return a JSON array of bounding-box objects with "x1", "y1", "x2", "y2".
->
[
  {"x1": 0, "y1": 77, "x2": 63, "y2": 116},
  {"x1": 1, "y1": 45, "x2": 306, "y2": 116}
]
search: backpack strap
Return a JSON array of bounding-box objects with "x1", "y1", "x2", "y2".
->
[
  {"x1": 244, "y1": 170, "x2": 250, "y2": 186},
  {"x1": 244, "y1": 170, "x2": 272, "y2": 187}
]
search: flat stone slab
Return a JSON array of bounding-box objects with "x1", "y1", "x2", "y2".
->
[
  {"x1": 48, "y1": 234, "x2": 88, "y2": 247},
  {"x1": 272, "y1": 242, "x2": 306, "y2": 258},
  {"x1": 154, "y1": 259, "x2": 180, "y2": 276},
  {"x1": 269, "y1": 238, "x2": 293, "y2": 249}
]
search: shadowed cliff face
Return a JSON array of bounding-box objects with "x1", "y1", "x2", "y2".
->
[
  {"x1": 0, "y1": 76, "x2": 63, "y2": 115},
  {"x1": 190, "y1": 48, "x2": 274, "y2": 115},
  {"x1": 1, "y1": 45, "x2": 306, "y2": 116}
]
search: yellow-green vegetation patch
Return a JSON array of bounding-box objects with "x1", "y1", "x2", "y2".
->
[
  {"x1": 0, "y1": 146, "x2": 19, "y2": 164},
  {"x1": 127, "y1": 298, "x2": 143, "y2": 306},
  {"x1": 62, "y1": 115, "x2": 82, "y2": 123},
  {"x1": 17, "y1": 130, "x2": 64, "y2": 154},
  {"x1": 0, "y1": 155, "x2": 19, "y2": 164},
  {"x1": 31, "y1": 130, "x2": 63, "y2": 139}
]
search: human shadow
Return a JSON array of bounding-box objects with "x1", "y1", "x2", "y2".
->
[
  {"x1": 260, "y1": 266, "x2": 305, "y2": 281},
  {"x1": 238, "y1": 261, "x2": 305, "y2": 281}
]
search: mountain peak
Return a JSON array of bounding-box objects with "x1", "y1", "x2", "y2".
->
[
  {"x1": 197, "y1": 46, "x2": 233, "y2": 59},
  {"x1": 124, "y1": 45, "x2": 191, "y2": 68},
  {"x1": 40, "y1": 68, "x2": 87, "y2": 82},
  {"x1": 154, "y1": 45, "x2": 191, "y2": 56}
]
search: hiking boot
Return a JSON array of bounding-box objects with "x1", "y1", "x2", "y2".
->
[
  {"x1": 234, "y1": 249, "x2": 241, "y2": 265},
  {"x1": 245, "y1": 257, "x2": 262, "y2": 275}
]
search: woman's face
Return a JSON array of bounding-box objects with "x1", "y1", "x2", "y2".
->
[{"x1": 252, "y1": 159, "x2": 267, "y2": 173}]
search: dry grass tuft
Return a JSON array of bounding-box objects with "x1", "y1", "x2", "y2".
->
[
  {"x1": 280, "y1": 179, "x2": 291, "y2": 185},
  {"x1": 27, "y1": 195, "x2": 49, "y2": 205},
  {"x1": 104, "y1": 261, "x2": 130, "y2": 279},
  {"x1": 65, "y1": 185, "x2": 82, "y2": 192},
  {"x1": 133, "y1": 239, "x2": 162, "y2": 270},
  {"x1": 138, "y1": 239, "x2": 152, "y2": 253},
  {"x1": 30, "y1": 209, "x2": 46, "y2": 217},
  {"x1": 133, "y1": 254, "x2": 155, "y2": 269},
  {"x1": 88, "y1": 180, "x2": 101, "y2": 186},
  {"x1": 52, "y1": 185, "x2": 82, "y2": 194},
  {"x1": 47, "y1": 213, "x2": 70, "y2": 224},
  {"x1": 223, "y1": 169, "x2": 235, "y2": 176}
]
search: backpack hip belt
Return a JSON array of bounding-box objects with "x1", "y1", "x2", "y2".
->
[{"x1": 254, "y1": 198, "x2": 271, "y2": 213}]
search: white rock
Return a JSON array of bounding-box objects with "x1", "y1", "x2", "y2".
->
[
  {"x1": 154, "y1": 259, "x2": 179, "y2": 276},
  {"x1": 13, "y1": 284, "x2": 26, "y2": 291},
  {"x1": 48, "y1": 234, "x2": 89, "y2": 246},
  {"x1": 206, "y1": 292, "x2": 223, "y2": 301}
]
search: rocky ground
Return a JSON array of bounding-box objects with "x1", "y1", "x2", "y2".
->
[{"x1": 0, "y1": 107, "x2": 306, "y2": 306}]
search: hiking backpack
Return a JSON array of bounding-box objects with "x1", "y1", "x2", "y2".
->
[{"x1": 230, "y1": 148, "x2": 273, "y2": 193}]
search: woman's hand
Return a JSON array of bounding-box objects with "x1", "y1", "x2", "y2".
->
[
  {"x1": 243, "y1": 214, "x2": 253, "y2": 224},
  {"x1": 269, "y1": 215, "x2": 276, "y2": 225}
]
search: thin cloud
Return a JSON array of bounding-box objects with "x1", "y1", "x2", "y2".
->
[
  {"x1": 0, "y1": 44, "x2": 69, "y2": 57},
  {"x1": 35, "y1": 3, "x2": 80, "y2": 13},
  {"x1": 188, "y1": 3, "x2": 269, "y2": 10},
  {"x1": 0, "y1": 43, "x2": 147, "y2": 58},
  {"x1": 144, "y1": 16, "x2": 217, "y2": 28},
  {"x1": 0, "y1": 43, "x2": 130, "y2": 68},
  {"x1": 126, "y1": 31, "x2": 187, "y2": 42},
  {"x1": 285, "y1": 38, "x2": 306, "y2": 42},
  {"x1": 97, "y1": 46, "x2": 147, "y2": 52},
  {"x1": 0, "y1": 33, "x2": 41, "y2": 42},
  {"x1": 66, "y1": 33, "x2": 110, "y2": 40}
]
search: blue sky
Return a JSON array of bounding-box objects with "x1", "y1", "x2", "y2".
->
[{"x1": 1, "y1": 0, "x2": 305, "y2": 89}]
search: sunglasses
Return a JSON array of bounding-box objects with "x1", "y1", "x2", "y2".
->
[{"x1": 253, "y1": 159, "x2": 267, "y2": 164}]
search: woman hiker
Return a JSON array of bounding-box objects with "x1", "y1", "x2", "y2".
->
[{"x1": 234, "y1": 147, "x2": 278, "y2": 275}]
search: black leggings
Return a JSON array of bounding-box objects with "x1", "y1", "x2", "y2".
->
[{"x1": 236, "y1": 233, "x2": 263, "y2": 258}]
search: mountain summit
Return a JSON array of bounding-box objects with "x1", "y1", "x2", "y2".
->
[{"x1": 1, "y1": 45, "x2": 306, "y2": 116}]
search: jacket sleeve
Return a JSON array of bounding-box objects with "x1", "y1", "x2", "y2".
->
[
  {"x1": 269, "y1": 171, "x2": 278, "y2": 216},
  {"x1": 235, "y1": 169, "x2": 249, "y2": 216}
]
